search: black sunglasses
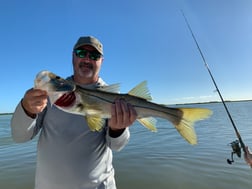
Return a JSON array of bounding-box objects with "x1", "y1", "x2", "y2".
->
[{"x1": 74, "y1": 49, "x2": 102, "y2": 61}]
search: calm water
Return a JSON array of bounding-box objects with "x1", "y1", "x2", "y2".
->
[{"x1": 1, "y1": 101, "x2": 252, "y2": 189}]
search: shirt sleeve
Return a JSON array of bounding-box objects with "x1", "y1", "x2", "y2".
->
[
  {"x1": 10, "y1": 102, "x2": 40, "y2": 143},
  {"x1": 106, "y1": 127, "x2": 130, "y2": 151}
]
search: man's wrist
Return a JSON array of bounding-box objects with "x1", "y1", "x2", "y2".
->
[{"x1": 109, "y1": 127, "x2": 125, "y2": 138}]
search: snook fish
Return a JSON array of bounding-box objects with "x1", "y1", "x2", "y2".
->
[{"x1": 34, "y1": 70, "x2": 212, "y2": 145}]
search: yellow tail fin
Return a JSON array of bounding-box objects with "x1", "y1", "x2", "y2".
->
[{"x1": 174, "y1": 108, "x2": 212, "y2": 145}]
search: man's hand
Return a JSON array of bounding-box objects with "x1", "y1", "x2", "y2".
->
[
  {"x1": 21, "y1": 88, "x2": 48, "y2": 118},
  {"x1": 108, "y1": 99, "x2": 137, "y2": 137},
  {"x1": 244, "y1": 146, "x2": 252, "y2": 168}
]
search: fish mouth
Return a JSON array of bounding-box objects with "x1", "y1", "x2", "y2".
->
[
  {"x1": 35, "y1": 70, "x2": 75, "y2": 92},
  {"x1": 49, "y1": 77, "x2": 75, "y2": 92}
]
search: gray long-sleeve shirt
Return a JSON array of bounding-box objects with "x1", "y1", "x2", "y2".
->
[{"x1": 10, "y1": 77, "x2": 130, "y2": 189}]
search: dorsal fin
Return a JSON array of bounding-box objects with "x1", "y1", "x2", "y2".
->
[
  {"x1": 97, "y1": 83, "x2": 120, "y2": 93},
  {"x1": 128, "y1": 81, "x2": 152, "y2": 101}
]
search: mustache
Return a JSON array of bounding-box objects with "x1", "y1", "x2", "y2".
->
[{"x1": 79, "y1": 62, "x2": 93, "y2": 69}]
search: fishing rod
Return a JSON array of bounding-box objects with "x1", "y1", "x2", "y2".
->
[{"x1": 181, "y1": 10, "x2": 247, "y2": 165}]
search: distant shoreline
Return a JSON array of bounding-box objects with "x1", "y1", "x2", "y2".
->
[
  {"x1": 174, "y1": 99, "x2": 252, "y2": 106},
  {"x1": 0, "y1": 113, "x2": 13, "y2": 115},
  {"x1": 1, "y1": 99, "x2": 251, "y2": 115}
]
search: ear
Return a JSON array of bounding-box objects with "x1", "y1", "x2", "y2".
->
[
  {"x1": 100, "y1": 56, "x2": 104, "y2": 64},
  {"x1": 72, "y1": 53, "x2": 75, "y2": 65}
]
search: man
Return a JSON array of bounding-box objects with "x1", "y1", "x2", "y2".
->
[
  {"x1": 244, "y1": 146, "x2": 252, "y2": 167},
  {"x1": 11, "y1": 36, "x2": 137, "y2": 189}
]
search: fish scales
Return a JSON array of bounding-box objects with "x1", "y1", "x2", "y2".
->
[{"x1": 34, "y1": 70, "x2": 212, "y2": 145}]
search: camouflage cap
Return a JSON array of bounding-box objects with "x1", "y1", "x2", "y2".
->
[{"x1": 73, "y1": 36, "x2": 103, "y2": 55}]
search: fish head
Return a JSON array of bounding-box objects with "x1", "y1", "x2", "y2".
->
[
  {"x1": 34, "y1": 70, "x2": 75, "y2": 92},
  {"x1": 34, "y1": 70, "x2": 76, "y2": 104}
]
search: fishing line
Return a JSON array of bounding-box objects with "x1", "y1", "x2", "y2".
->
[{"x1": 181, "y1": 10, "x2": 247, "y2": 164}]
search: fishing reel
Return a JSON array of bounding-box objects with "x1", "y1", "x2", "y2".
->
[{"x1": 227, "y1": 140, "x2": 241, "y2": 164}]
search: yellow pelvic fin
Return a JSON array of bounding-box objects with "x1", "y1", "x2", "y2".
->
[
  {"x1": 85, "y1": 116, "x2": 105, "y2": 132},
  {"x1": 137, "y1": 117, "x2": 157, "y2": 132},
  {"x1": 128, "y1": 81, "x2": 152, "y2": 101},
  {"x1": 174, "y1": 108, "x2": 212, "y2": 145}
]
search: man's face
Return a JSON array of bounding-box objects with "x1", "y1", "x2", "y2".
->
[{"x1": 72, "y1": 45, "x2": 103, "y2": 84}]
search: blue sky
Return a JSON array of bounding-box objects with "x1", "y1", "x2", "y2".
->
[{"x1": 1, "y1": 0, "x2": 252, "y2": 113}]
